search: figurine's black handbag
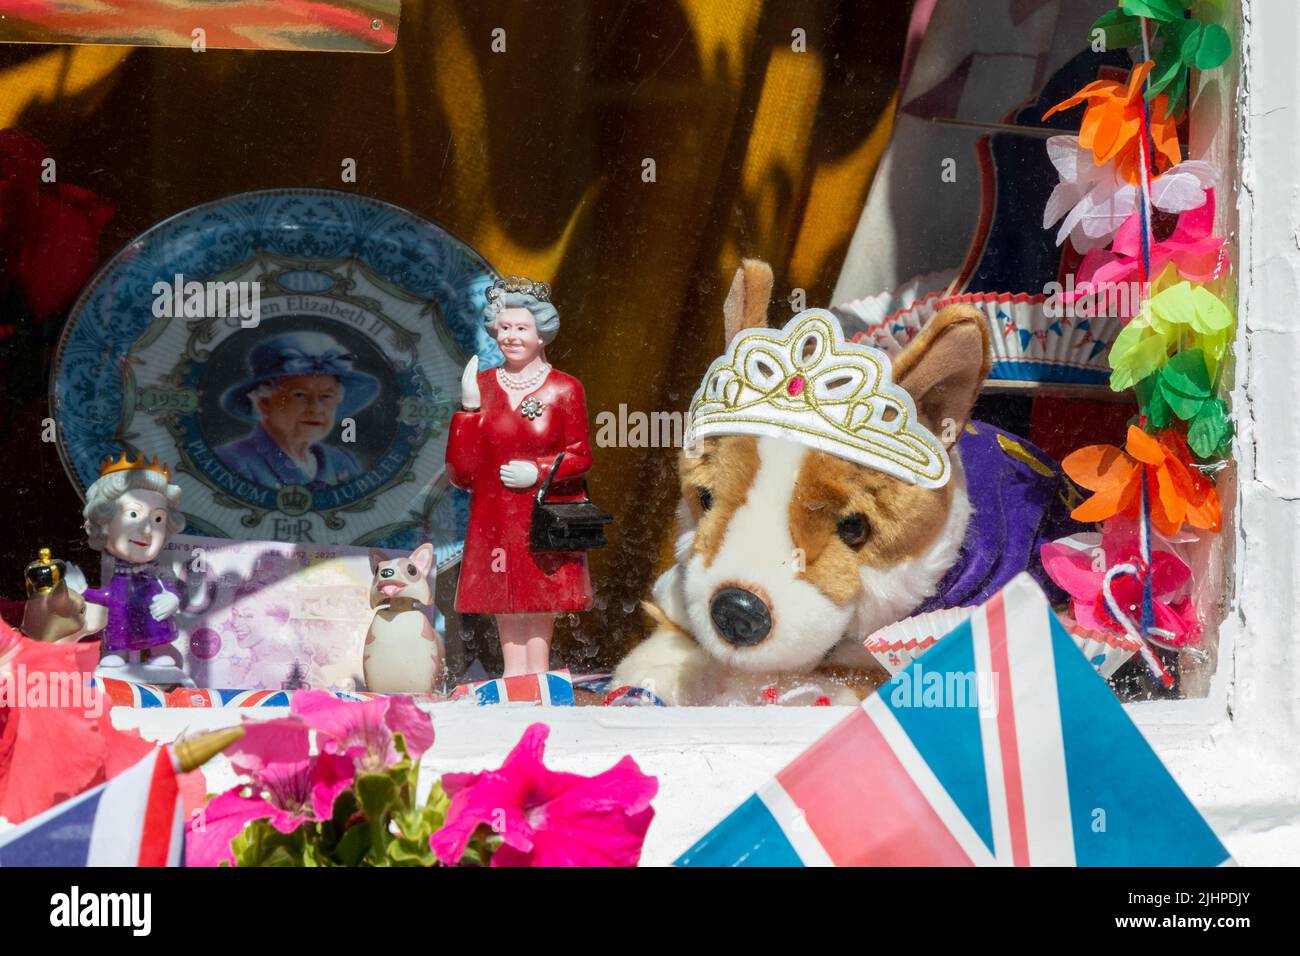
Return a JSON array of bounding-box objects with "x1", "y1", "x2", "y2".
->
[{"x1": 529, "y1": 452, "x2": 613, "y2": 552}]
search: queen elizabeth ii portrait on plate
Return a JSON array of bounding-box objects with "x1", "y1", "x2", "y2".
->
[{"x1": 215, "y1": 331, "x2": 381, "y2": 490}]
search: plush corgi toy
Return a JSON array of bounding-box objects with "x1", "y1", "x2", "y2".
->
[
  {"x1": 613, "y1": 260, "x2": 1079, "y2": 705},
  {"x1": 363, "y1": 543, "x2": 445, "y2": 694}
]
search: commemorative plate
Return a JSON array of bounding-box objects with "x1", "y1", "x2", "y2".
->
[{"x1": 52, "y1": 188, "x2": 502, "y2": 570}]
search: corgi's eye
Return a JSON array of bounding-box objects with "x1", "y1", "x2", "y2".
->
[
  {"x1": 407, "y1": 564, "x2": 417, "y2": 576},
  {"x1": 380, "y1": 568, "x2": 395, "y2": 578},
  {"x1": 696, "y1": 487, "x2": 714, "y2": 512},
  {"x1": 836, "y1": 513, "x2": 870, "y2": 549}
]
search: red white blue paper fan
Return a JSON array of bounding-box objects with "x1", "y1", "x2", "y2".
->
[{"x1": 843, "y1": 289, "x2": 1122, "y2": 387}]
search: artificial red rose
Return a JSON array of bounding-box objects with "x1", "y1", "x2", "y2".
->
[{"x1": 0, "y1": 129, "x2": 114, "y2": 323}]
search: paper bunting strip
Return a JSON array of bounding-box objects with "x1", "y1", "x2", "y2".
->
[
  {"x1": 90, "y1": 677, "x2": 168, "y2": 708},
  {"x1": 449, "y1": 670, "x2": 575, "y2": 706},
  {"x1": 675, "y1": 574, "x2": 1231, "y2": 867}
]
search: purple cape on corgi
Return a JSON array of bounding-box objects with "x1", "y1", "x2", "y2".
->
[{"x1": 912, "y1": 421, "x2": 1082, "y2": 616}]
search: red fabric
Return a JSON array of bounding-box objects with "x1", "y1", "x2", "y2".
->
[
  {"x1": 0, "y1": 620, "x2": 153, "y2": 824},
  {"x1": 1029, "y1": 396, "x2": 1132, "y2": 464},
  {"x1": 0, "y1": 129, "x2": 115, "y2": 323},
  {"x1": 447, "y1": 369, "x2": 594, "y2": 614}
]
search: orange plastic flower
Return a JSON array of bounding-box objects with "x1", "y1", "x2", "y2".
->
[
  {"x1": 1062, "y1": 426, "x2": 1221, "y2": 536},
  {"x1": 1043, "y1": 61, "x2": 1182, "y2": 185}
]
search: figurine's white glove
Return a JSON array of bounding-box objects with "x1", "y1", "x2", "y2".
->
[
  {"x1": 500, "y1": 460, "x2": 540, "y2": 489},
  {"x1": 460, "y1": 356, "x2": 481, "y2": 411},
  {"x1": 150, "y1": 591, "x2": 181, "y2": 621}
]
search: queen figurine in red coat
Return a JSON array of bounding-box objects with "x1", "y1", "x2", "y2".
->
[{"x1": 446, "y1": 277, "x2": 594, "y2": 676}]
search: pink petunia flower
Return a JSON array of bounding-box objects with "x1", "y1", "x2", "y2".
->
[
  {"x1": 1041, "y1": 524, "x2": 1200, "y2": 650},
  {"x1": 290, "y1": 690, "x2": 434, "y2": 772},
  {"x1": 186, "y1": 695, "x2": 434, "y2": 866},
  {"x1": 185, "y1": 719, "x2": 357, "y2": 867},
  {"x1": 431, "y1": 723, "x2": 658, "y2": 867}
]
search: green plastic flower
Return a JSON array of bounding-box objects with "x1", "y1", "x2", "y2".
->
[
  {"x1": 1092, "y1": 1, "x2": 1232, "y2": 119},
  {"x1": 1109, "y1": 281, "x2": 1233, "y2": 392}
]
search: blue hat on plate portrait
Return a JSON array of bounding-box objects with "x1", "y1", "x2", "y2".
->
[{"x1": 220, "y1": 331, "x2": 382, "y2": 422}]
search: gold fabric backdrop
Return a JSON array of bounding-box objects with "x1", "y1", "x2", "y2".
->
[{"x1": 0, "y1": 0, "x2": 908, "y2": 670}]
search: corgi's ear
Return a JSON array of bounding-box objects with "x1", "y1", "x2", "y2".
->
[
  {"x1": 892, "y1": 304, "x2": 991, "y2": 448},
  {"x1": 368, "y1": 549, "x2": 387, "y2": 575},
  {"x1": 410, "y1": 543, "x2": 434, "y2": 578},
  {"x1": 723, "y1": 259, "x2": 774, "y2": 345}
]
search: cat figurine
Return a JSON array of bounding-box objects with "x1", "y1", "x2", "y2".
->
[{"x1": 362, "y1": 543, "x2": 445, "y2": 694}]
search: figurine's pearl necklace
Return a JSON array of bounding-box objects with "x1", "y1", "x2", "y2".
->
[{"x1": 497, "y1": 363, "x2": 550, "y2": 391}]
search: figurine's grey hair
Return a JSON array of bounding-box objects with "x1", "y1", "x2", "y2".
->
[
  {"x1": 83, "y1": 469, "x2": 185, "y2": 552},
  {"x1": 483, "y1": 291, "x2": 560, "y2": 346}
]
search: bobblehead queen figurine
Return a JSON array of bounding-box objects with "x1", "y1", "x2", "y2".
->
[
  {"x1": 81, "y1": 452, "x2": 190, "y2": 684},
  {"x1": 446, "y1": 277, "x2": 594, "y2": 677}
]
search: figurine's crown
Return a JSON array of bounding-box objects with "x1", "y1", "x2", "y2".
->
[
  {"x1": 98, "y1": 450, "x2": 171, "y2": 482},
  {"x1": 486, "y1": 275, "x2": 552, "y2": 304},
  {"x1": 686, "y1": 310, "x2": 951, "y2": 488}
]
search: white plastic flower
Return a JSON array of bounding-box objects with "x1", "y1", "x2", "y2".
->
[{"x1": 1043, "y1": 136, "x2": 1217, "y2": 253}]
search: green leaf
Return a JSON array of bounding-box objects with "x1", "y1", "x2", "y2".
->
[
  {"x1": 1162, "y1": 384, "x2": 1205, "y2": 421},
  {"x1": 330, "y1": 788, "x2": 358, "y2": 834},
  {"x1": 1188, "y1": 399, "x2": 1233, "y2": 460},
  {"x1": 1193, "y1": 22, "x2": 1232, "y2": 71},
  {"x1": 356, "y1": 772, "x2": 399, "y2": 819},
  {"x1": 1161, "y1": 66, "x2": 1190, "y2": 119},
  {"x1": 355, "y1": 773, "x2": 399, "y2": 865},
  {"x1": 1121, "y1": 0, "x2": 1187, "y2": 21},
  {"x1": 1162, "y1": 349, "x2": 1212, "y2": 399},
  {"x1": 335, "y1": 822, "x2": 372, "y2": 866},
  {"x1": 231, "y1": 819, "x2": 309, "y2": 868},
  {"x1": 1092, "y1": 8, "x2": 1142, "y2": 48},
  {"x1": 1138, "y1": 374, "x2": 1174, "y2": 429},
  {"x1": 1147, "y1": 44, "x2": 1188, "y2": 99}
]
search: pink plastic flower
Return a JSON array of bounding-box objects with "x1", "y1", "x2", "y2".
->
[
  {"x1": 431, "y1": 723, "x2": 658, "y2": 867},
  {"x1": 185, "y1": 719, "x2": 357, "y2": 867},
  {"x1": 291, "y1": 690, "x2": 434, "y2": 771},
  {"x1": 1065, "y1": 190, "x2": 1227, "y2": 319},
  {"x1": 1041, "y1": 526, "x2": 1199, "y2": 649}
]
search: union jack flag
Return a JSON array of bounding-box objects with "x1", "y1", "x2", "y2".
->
[
  {"x1": 677, "y1": 574, "x2": 1231, "y2": 867},
  {"x1": 0, "y1": 749, "x2": 183, "y2": 866}
]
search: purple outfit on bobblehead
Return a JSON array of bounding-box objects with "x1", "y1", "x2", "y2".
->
[
  {"x1": 82, "y1": 559, "x2": 182, "y2": 653},
  {"x1": 911, "y1": 421, "x2": 1082, "y2": 616}
]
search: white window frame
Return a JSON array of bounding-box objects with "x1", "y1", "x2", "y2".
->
[{"x1": 1122, "y1": 0, "x2": 1300, "y2": 865}]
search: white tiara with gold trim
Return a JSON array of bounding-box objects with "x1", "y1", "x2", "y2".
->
[{"x1": 685, "y1": 309, "x2": 950, "y2": 488}]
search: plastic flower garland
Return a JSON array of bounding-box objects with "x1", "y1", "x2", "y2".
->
[
  {"x1": 1043, "y1": 60, "x2": 1181, "y2": 184},
  {"x1": 1040, "y1": 2, "x2": 1235, "y2": 689},
  {"x1": 1042, "y1": 528, "x2": 1199, "y2": 648},
  {"x1": 1067, "y1": 191, "x2": 1226, "y2": 318},
  {"x1": 1062, "y1": 426, "x2": 1221, "y2": 538}
]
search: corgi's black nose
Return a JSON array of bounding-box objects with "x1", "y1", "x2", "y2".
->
[{"x1": 710, "y1": 586, "x2": 772, "y2": 646}]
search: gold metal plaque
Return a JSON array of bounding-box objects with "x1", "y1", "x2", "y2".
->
[{"x1": 0, "y1": 1, "x2": 400, "y2": 53}]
